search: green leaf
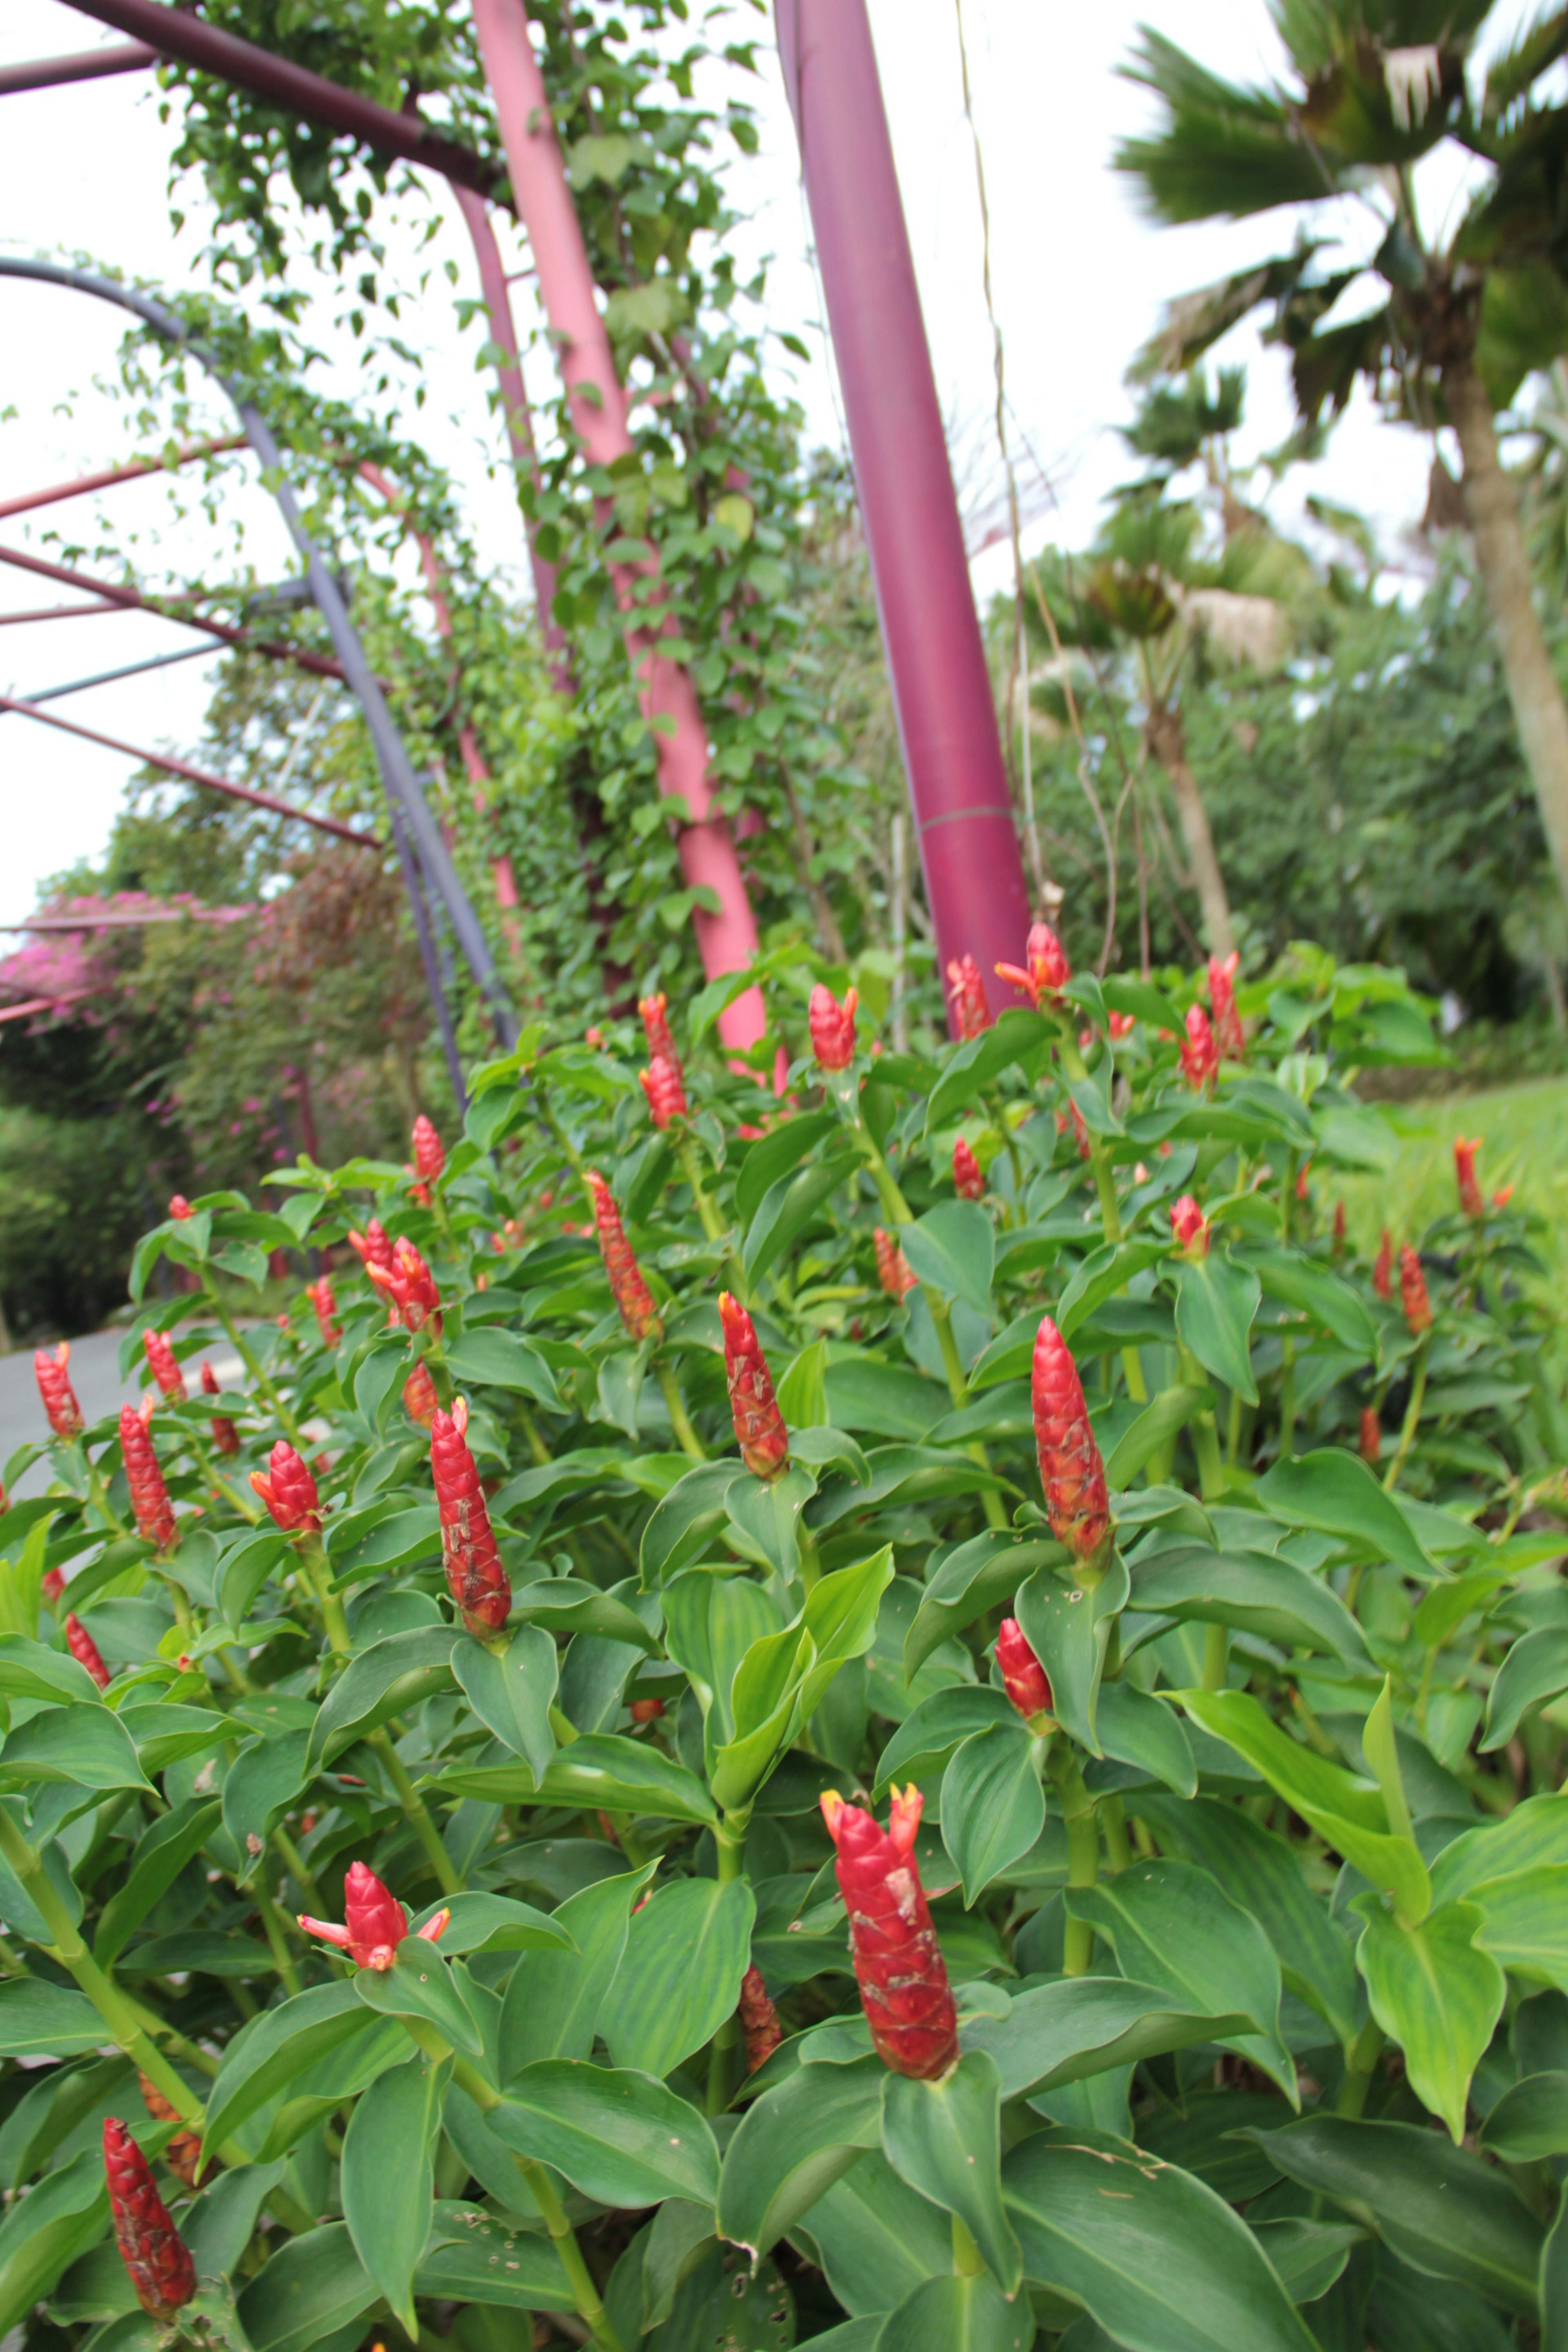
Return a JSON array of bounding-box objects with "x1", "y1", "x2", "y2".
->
[
  {"x1": 122, "y1": 1703, "x2": 230, "y2": 1775},
  {"x1": 327, "y1": 1506, "x2": 441, "y2": 1590},
  {"x1": 1129, "y1": 1544, "x2": 1369, "y2": 1662},
  {"x1": 411, "y1": 1892, "x2": 572, "y2": 1957},
  {"x1": 1094, "y1": 1682, "x2": 1196, "y2": 1796},
  {"x1": 1482, "y1": 1628, "x2": 1568, "y2": 1751},
  {"x1": 1430, "y1": 1793, "x2": 1568, "y2": 1907},
  {"x1": 444, "y1": 1327, "x2": 561, "y2": 1408},
  {"x1": 797, "y1": 1545, "x2": 898, "y2": 1720},
  {"x1": 0, "y1": 1979, "x2": 104, "y2": 2058},
  {"x1": 306, "y1": 1628, "x2": 458, "y2": 1767},
  {"x1": 1251, "y1": 1252, "x2": 1376, "y2": 1355},
  {"x1": 1002, "y1": 2126, "x2": 1314, "y2": 2352},
  {"x1": 204, "y1": 1982, "x2": 386, "y2": 2154},
  {"x1": 1175, "y1": 1256, "x2": 1261, "y2": 1403},
  {"x1": 1253, "y1": 1450, "x2": 1435, "y2": 1576},
  {"x1": 898, "y1": 1203, "x2": 995, "y2": 1317},
  {"x1": 873, "y1": 2273, "x2": 1033, "y2": 2350},
  {"x1": 1014, "y1": 1554, "x2": 1129, "y2": 1754},
  {"x1": 0, "y1": 1636, "x2": 105, "y2": 1706},
  {"x1": 880, "y1": 2049, "x2": 1022, "y2": 2295},
  {"x1": 744, "y1": 1147, "x2": 860, "y2": 1285},
  {"x1": 1469, "y1": 1866, "x2": 1568, "y2": 1991},
  {"x1": 341, "y1": 2051, "x2": 448, "y2": 2332},
  {"x1": 510, "y1": 1579, "x2": 659, "y2": 1650},
  {"x1": 1063, "y1": 1858, "x2": 1296, "y2": 2099},
  {"x1": 735, "y1": 1113, "x2": 840, "y2": 1224},
  {"x1": 940, "y1": 1724, "x2": 1045, "y2": 1902},
  {"x1": 1248, "y1": 2117, "x2": 1543, "y2": 2312},
  {"x1": 0, "y1": 2146, "x2": 109, "y2": 2336},
  {"x1": 640, "y1": 1461, "x2": 742, "y2": 1584},
  {"x1": 790, "y1": 2148, "x2": 953, "y2": 2318},
  {"x1": 0, "y1": 1705, "x2": 150, "y2": 1793},
  {"x1": 925, "y1": 1010, "x2": 1056, "y2": 1129},
  {"x1": 452, "y1": 1628, "x2": 557, "y2": 1780},
  {"x1": 218, "y1": 1530, "x2": 287, "y2": 1627},
  {"x1": 1480, "y1": 2071, "x2": 1568, "y2": 2160},
  {"x1": 490, "y1": 2062, "x2": 719, "y2": 2207},
  {"x1": 1352, "y1": 1898, "x2": 1505, "y2": 2141},
  {"x1": 875, "y1": 1688, "x2": 1018, "y2": 1792},
  {"x1": 606, "y1": 1875, "x2": 756, "y2": 2077},
  {"x1": 1105, "y1": 1386, "x2": 1214, "y2": 1487},
  {"x1": 94, "y1": 1798, "x2": 221, "y2": 1965},
  {"x1": 440, "y1": 1731, "x2": 716, "y2": 1822},
  {"x1": 718, "y1": 2056, "x2": 883, "y2": 2259},
  {"x1": 413, "y1": 2206, "x2": 575, "y2": 2311},
  {"x1": 222, "y1": 1733, "x2": 312, "y2": 1862},
  {"x1": 1058, "y1": 1241, "x2": 1169, "y2": 1341},
  {"x1": 354, "y1": 1942, "x2": 485, "y2": 2058},
  {"x1": 237, "y1": 2224, "x2": 377, "y2": 2352},
  {"x1": 960, "y1": 1977, "x2": 1254, "y2": 2100},
  {"x1": 498, "y1": 1862, "x2": 655, "y2": 2076},
  {"x1": 904, "y1": 1535, "x2": 1064, "y2": 1680}
]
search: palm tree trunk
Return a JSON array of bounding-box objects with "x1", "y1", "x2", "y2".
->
[
  {"x1": 1146, "y1": 704, "x2": 1236, "y2": 960},
  {"x1": 1447, "y1": 357, "x2": 1568, "y2": 920}
]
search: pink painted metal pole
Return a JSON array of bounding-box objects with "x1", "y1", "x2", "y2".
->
[
  {"x1": 0, "y1": 436, "x2": 246, "y2": 521},
  {"x1": 774, "y1": 0, "x2": 1033, "y2": 1023},
  {"x1": 468, "y1": 0, "x2": 767, "y2": 1054}
]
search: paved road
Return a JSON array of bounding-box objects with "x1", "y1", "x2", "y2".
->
[{"x1": 1, "y1": 1327, "x2": 247, "y2": 1497}]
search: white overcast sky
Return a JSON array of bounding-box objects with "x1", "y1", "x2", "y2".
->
[{"x1": 0, "y1": 0, "x2": 1539, "y2": 924}]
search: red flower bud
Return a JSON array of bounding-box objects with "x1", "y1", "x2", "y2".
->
[
  {"x1": 1032, "y1": 1317, "x2": 1111, "y2": 1566},
  {"x1": 199, "y1": 1361, "x2": 240, "y2": 1457},
  {"x1": 640, "y1": 1055, "x2": 688, "y2": 1130},
  {"x1": 136, "y1": 2073, "x2": 205, "y2": 2190},
  {"x1": 945, "y1": 955, "x2": 993, "y2": 1041},
  {"x1": 1372, "y1": 1229, "x2": 1393, "y2": 1300},
  {"x1": 249, "y1": 1440, "x2": 321, "y2": 1535},
  {"x1": 996, "y1": 1618, "x2": 1052, "y2": 1723},
  {"x1": 1454, "y1": 1134, "x2": 1484, "y2": 1218},
  {"x1": 1332, "y1": 1200, "x2": 1346, "y2": 1253},
  {"x1": 120, "y1": 1405, "x2": 176, "y2": 1552},
  {"x1": 167, "y1": 1195, "x2": 193, "y2": 1221},
  {"x1": 738, "y1": 1963, "x2": 783, "y2": 2074},
  {"x1": 1493, "y1": 1185, "x2": 1514, "y2": 1209},
  {"x1": 809, "y1": 983, "x2": 858, "y2": 1071},
  {"x1": 298, "y1": 1859, "x2": 449, "y2": 1973},
  {"x1": 412, "y1": 1114, "x2": 445, "y2": 1185},
  {"x1": 1359, "y1": 1405, "x2": 1381, "y2": 1466},
  {"x1": 1178, "y1": 1004, "x2": 1218, "y2": 1091},
  {"x1": 1207, "y1": 949, "x2": 1244, "y2": 1063},
  {"x1": 103, "y1": 2117, "x2": 196, "y2": 2320},
  {"x1": 431, "y1": 1399, "x2": 511, "y2": 1635},
  {"x1": 65, "y1": 1611, "x2": 110, "y2": 1691},
  {"x1": 1169, "y1": 1194, "x2": 1209, "y2": 1258},
  {"x1": 585, "y1": 1170, "x2": 662, "y2": 1342},
  {"x1": 142, "y1": 1329, "x2": 187, "y2": 1403},
  {"x1": 1399, "y1": 1243, "x2": 1432, "y2": 1337},
  {"x1": 995, "y1": 920, "x2": 1071, "y2": 1012},
  {"x1": 719, "y1": 1292, "x2": 790, "y2": 1481},
  {"x1": 366, "y1": 1237, "x2": 441, "y2": 1334},
  {"x1": 873, "y1": 1228, "x2": 918, "y2": 1300},
  {"x1": 348, "y1": 1218, "x2": 395, "y2": 1276},
  {"x1": 639, "y1": 990, "x2": 680, "y2": 1071},
  {"x1": 403, "y1": 1362, "x2": 439, "y2": 1430},
  {"x1": 1108, "y1": 1010, "x2": 1135, "y2": 1042},
  {"x1": 1296, "y1": 1160, "x2": 1312, "y2": 1203},
  {"x1": 629, "y1": 1696, "x2": 665, "y2": 1724},
  {"x1": 1069, "y1": 1099, "x2": 1091, "y2": 1161},
  {"x1": 952, "y1": 1137, "x2": 984, "y2": 1201},
  {"x1": 35, "y1": 1343, "x2": 83, "y2": 1440},
  {"x1": 820, "y1": 1786, "x2": 957, "y2": 2080},
  {"x1": 41, "y1": 1566, "x2": 65, "y2": 1606},
  {"x1": 308, "y1": 1277, "x2": 341, "y2": 1349}
]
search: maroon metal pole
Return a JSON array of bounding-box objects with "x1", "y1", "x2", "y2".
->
[
  {"x1": 774, "y1": 0, "x2": 1033, "y2": 1022},
  {"x1": 0, "y1": 539, "x2": 349, "y2": 684},
  {"x1": 0, "y1": 42, "x2": 153, "y2": 96},
  {"x1": 0, "y1": 436, "x2": 246, "y2": 521}
]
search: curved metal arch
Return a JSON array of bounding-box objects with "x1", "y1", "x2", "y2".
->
[{"x1": 0, "y1": 255, "x2": 518, "y2": 1094}]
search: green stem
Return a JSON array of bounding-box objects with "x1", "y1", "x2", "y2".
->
[
  {"x1": 1226, "y1": 1387, "x2": 1242, "y2": 1469},
  {"x1": 1383, "y1": 1335, "x2": 1430, "y2": 1494},
  {"x1": 1200, "y1": 1620, "x2": 1229, "y2": 1693},
  {"x1": 655, "y1": 1359, "x2": 705, "y2": 1463},
  {"x1": 1053, "y1": 1752, "x2": 1099, "y2": 1976},
  {"x1": 272, "y1": 1825, "x2": 323, "y2": 1915},
  {"x1": 76, "y1": 1441, "x2": 129, "y2": 1539},
  {"x1": 796, "y1": 1516, "x2": 822, "y2": 1592},
  {"x1": 706, "y1": 1816, "x2": 748, "y2": 2113},
  {"x1": 1279, "y1": 1336, "x2": 1296, "y2": 1461},
  {"x1": 982, "y1": 1089, "x2": 1025, "y2": 1224},
  {"x1": 676, "y1": 1138, "x2": 724, "y2": 1245},
  {"x1": 517, "y1": 1402, "x2": 551, "y2": 1469},
  {"x1": 1100, "y1": 1795, "x2": 1133, "y2": 1873},
  {"x1": 368, "y1": 1729, "x2": 463, "y2": 1898},
  {"x1": 1178, "y1": 1346, "x2": 1225, "y2": 1500},
  {"x1": 1336, "y1": 2020, "x2": 1385, "y2": 2118},
  {"x1": 253, "y1": 1881, "x2": 303, "y2": 1998},
  {"x1": 203, "y1": 1276, "x2": 305, "y2": 1448},
  {"x1": 1058, "y1": 1035, "x2": 1122, "y2": 1245},
  {"x1": 296, "y1": 1536, "x2": 352, "y2": 1661}
]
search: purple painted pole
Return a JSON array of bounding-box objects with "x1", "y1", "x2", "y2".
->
[{"x1": 775, "y1": 0, "x2": 1033, "y2": 1025}]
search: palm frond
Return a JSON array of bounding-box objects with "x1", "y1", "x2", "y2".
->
[
  {"x1": 1479, "y1": 3, "x2": 1568, "y2": 125},
  {"x1": 1128, "y1": 248, "x2": 1325, "y2": 382},
  {"x1": 1116, "y1": 29, "x2": 1328, "y2": 223}
]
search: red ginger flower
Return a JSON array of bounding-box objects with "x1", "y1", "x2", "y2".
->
[
  {"x1": 167, "y1": 1195, "x2": 193, "y2": 1221},
  {"x1": 945, "y1": 955, "x2": 993, "y2": 1040},
  {"x1": 200, "y1": 1361, "x2": 239, "y2": 1457},
  {"x1": 719, "y1": 1293, "x2": 790, "y2": 1482},
  {"x1": 1493, "y1": 1185, "x2": 1515, "y2": 1209},
  {"x1": 142, "y1": 1328, "x2": 187, "y2": 1404},
  {"x1": 41, "y1": 1566, "x2": 65, "y2": 1607},
  {"x1": 1372, "y1": 1229, "x2": 1393, "y2": 1300},
  {"x1": 952, "y1": 1137, "x2": 984, "y2": 1201},
  {"x1": 1399, "y1": 1243, "x2": 1432, "y2": 1336},
  {"x1": 1032, "y1": 1316, "x2": 1111, "y2": 1566},
  {"x1": 1207, "y1": 950, "x2": 1244, "y2": 1063},
  {"x1": 1108, "y1": 1010, "x2": 1135, "y2": 1042},
  {"x1": 1359, "y1": 1405, "x2": 1381, "y2": 1466},
  {"x1": 585, "y1": 1169, "x2": 662, "y2": 1342},
  {"x1": 639, "y1": 990, "x2": 680, "y2": 1071},
  {"x1": 35, "y1": 1343, "x2": 83, "y2": 1440},
  {"x1": 1069, "y1": 1099, "x2": 1091, "y2": 1161},
  {"x1": 629, "y1": 1696, "x2": 665, "y2": 1724},
  {"x1": 120, "y1": 1405, "x2": 176, "y2": 1552},
  {"x1": 1333, "y1": 1200, "x2": 1346, "y2": 1253},
  {"x1": 1169, "y1": 1194, "x2": 1209, "y2": 1258},
  {"x1": 1178, "y1": 1004, "x2": 1218, "y2": 1091},
  {"x1": 65, "y1": 1612, "x2": 110, "y2": 1691},
  {"x1": 308, "y1": 1276, "x2": 341, "y2": 1349},
  {"x1": 348, "y1": 1218, "x2": 395, "y2": 1277},
  {"x1": 103, "y1": 2117, "x2": 195, "y2": 2321},
  {"x1": 1296, "y1": 1160, "x2": 1312, "y2": 1203},
  {"x1": 412, "y1": 1114, "x2": 445, "y2": 1184},
  {"x1": 640, "y1": 1055, "x2": 688, "y2": 1130},
  {"x1": 250, "y1": 1441, "x2": 321, "y2": 1535},
  {"x1": 873, "y1": 1228, "x2": 918, "y2": 1300},
  {"x1": 298, "y1": 1859, "x2": 450, "y2": 1974},
  {"x1": 136, "y1": 2072, "x2": 204, "y2": 2191},
  {"x1": 738, "y1": 1964, "x2": 782, "y2": 2074},
  {"x1": 820, "y1": 1786, "x2": 958, "y2": 2080},
  {"x1": 431, "y1": 1398, "x2": 511, "y2": 1635},
  {"x1": 995, "y1": 920, "x2": 1071, "y2": 1011},
  {"x1": 367, "y1": 1237, "x2": 441, "y2": 1334},
  {"x1": 1454, "y1": 1134, "x2": 1484, "y2": 1218},
  {"x1": 809, "y1": 983, "x2": 858, "y2": 1071},
  {"x1": 996, "y1": 1618, "x2": 1052, "y2": 1725},
  {"x1": 403, "y1": 1362, "x2": 439, "y2": 1430}
]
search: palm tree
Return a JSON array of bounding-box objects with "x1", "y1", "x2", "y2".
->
[{"x1": 1116, "y1": 2, "x2": 1568, "y2": 923}]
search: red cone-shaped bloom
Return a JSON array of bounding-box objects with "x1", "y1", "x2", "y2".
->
[
  {"x1": 249, "y1": 1440, "x2": 321, "y2": 1535},
  {"x1": 65, "y1": 1611, "x2": 110, "y2": 1691},
  {"x1": 820, "y1": 1786, "x2": 958, "y2": 2080},
  {"x1": 120, "y1": 1405, "x2": 176, "y2": 1552},
  {"x1": 945, "y1": 955, "x2": 993, "y2": 1040},
  {"x1": 1207, "y1": 950, "x2": 1244, "y2": 1063},
  {"x1": 1169, "y1": 1194, "x2": 1209, "y2": 1258},
  {"x1": 1178, "y1": 1004, "x2": 1218, "y2": 1091},
  {"x1": 1032, "y1": 1317, "x2": 1111, "y2": 1565},
  {"x1": 1454, "y1": 1135, "x2": 1484, "y2": 1218},
  {"x1": 298, "y1": 1859, "x2": 449, "y2": 1973},
  {"x1": 1399, "y1": 1243, "x2": 1433, "y2": 1336},
  {"x1": 412, "y1": 1114, "x2": 445, "y2": 1184},
  {"x1": 167, "y1": 1195, "x2": 193, "y2": 1222},
  {"x1": 639, "y1": 990, "x2": 680, "y2": 1071},
  {"x1": 719, "y1": 1293, "x2": 789, "y2": 1481},
  {"x1": 41, "y1": 1566, "x2": 65, "y2": 1607},
  {"x1": 1372, "y1": 1229, "x2": 1393, "y2": 1300},
  {"x1": 431, "y1": 1399, "x2": 510, "y2": 1635},
  {"x1": 307, "y1": 1277, "x2": 341, "y2": 1349},
  {"x1": 1069, "y1": 1098, "x2": 1091, "y2": 1161},
  {"x1": 585, "y1": 1169, "x2": 662, "y2": 1342},
  {"x1": 738, "y1": 1964, "x2": 782, "y2": 2074},
  {"x1": 808, "y1": 983, "x2": 858, "y2": 1071},
  {"x1": 142, "y1": 1329, "x2": 187, "y2": 1403},
  {"x1": 1359, "y1": 1405, "x2": 1381, "y2": 1466},
  {"x1": 640, "y1": 1055, "x2": 688, "y2": 1130},
  {"x1": 366, "y1": 1237, "x2": 441, "y2": 1334},
  {"x1": 996, "y1": 920, "x2": 1070, "y2": 1011},
  {"x1": 996, "y1": 1618, "x2": 1052, "y2": 1722},
  {"x1": 873, "y1": 1228, "x2": 918, "y2": 1300},
  {"x1": 952, "y1": 1137, "x2": 984, "y2": 1201},
  {"x1": 35, "y1": 1343, "x2": 83, "y2": 1440},
  {"x1": 199, "y1": 1361, "x2": 240, "y2": 1457},
  {"x1": 103, "y1": 2117, "x2": 196, "y2": 2320},
  {"x1": 403, "y1": 1362, "x2": 439, "y2": 1430},
  {"x1": 348, "y1": 1219, "x2": 395, "y2": 1277}
]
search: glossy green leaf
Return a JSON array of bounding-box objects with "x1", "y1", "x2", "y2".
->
[
  {"x1": 305, "y1": 1627, "x2": 458, "y2": 1768},
  {"x1": 414, "y1": 2204, "x2": 575, "y2": 2310},
  {"x1": 904, "y1": 1534, "x2": 1063, "y2": 1680},
  {"x1": 873, "y1": 2274, "x2": 1033, "y2": 2351},
  {"x1": 237, "y1": 2224, "x2": 377, "y2": 2352},
  {"x1": 1105, "y1": 1385, "x2": 1214, "y2": 1487},
  {"x1": 924, "y1": 1010, "x2": 1056, "y2": 1129},
  {"x1": 1352, "y1": 1897, "x2": 1505, "y2": 2141},
  {"x1": 875, "y1": 1687, "x2": 1017, "y2": 1792},
  {"x1": 1175, "y1": 1255, "x2": 1261, "y2": 1403},
  {"x1": 718, "y1": 2055, "x2": 884, "y2": 2259},
  {"x1": 0, "y1": 1705, "x2": 149, "y2": 1793},
  {"x1": 898, "y1": 1202, "x2": 995, "y2": 1316},
  {"x1": 1014, "y1": 1553, "x2": 1129, "y2": 1755},
  {"x1": 452, "y1": 1627, "x2": 557, "y2": 1780},
  {"x1": 789, "y1": 2148, "x2": 953, "y2": 2319},
  {"x1": 960, "y1": 1977, "x2": 1253, "y2": 2100},
  {"x1": 217, "y1": 1528, "x2": 288, "y2": 1627},
  {"x1": 341, "y1": 2051, "x2": 448, "y2": 2332},
  {"x1": 797, "y1": 1545, "x2": 898, "y2": 1721},
  {"x1": 0, "y1": 2146, "x2": 109, "y2": 2336},
  {"x1": 1248, "y1": 2218, "x2": 1362, "y2": 2307},
  {"x1": 203, "y1": 1982, "x2": 385, "y2": 2154},
  {"x1": 1058, "y1": 1240, "x2": 1169, "y2": 1340},
  {"x1": 1470, "y1": 1866, "x2": 1568, "y2": 1990},
  {"x1": 221, "y1": 1732, "x2": 312, "y2": 1862},
  {"x1": 353, "y1": 1941, "x2": 485, "y2": 2058},
  {"x1": 1002, "y1": 2126, "x2": 1314, "y2": 2352},
  {"x1": 1544, "y1": 2199, "x2": 1568, "y2": 2352},
  {"x1": 327, "y1": 1505, "x2": 441, "y2": 1588},
  {"x1": 1430, "y1": 1793, "x2": 1568, "y2": 1907},
  {"x1": 1094, "y1": 1682, "x2": 1196, "y2": 1796},
  {"x1": 94, "y1": 1797, "x2": 221, "y2": 1965},
  {"x1": 639, "y1": 1461, "x2": 743, "y2": 1584},
  {"x1": 445, "y1": 1327, "x2": 561, "y2": 1407},
  {"x1": 880, "y1": 2049, "x2": 1022, "y2": 2295},
  {"x1": 0, "y1": 1979, "x2": 107, "y2": 2058},
  {"x1": 440, "y1": 1731, "x2": 716, "y2": 1822},
  {"x1": 498, "y1": 1862, "x2": 654, "y2": 2078},
  {"x1": 1252, "y1": 1252, "x2": 1377, "y2": 1354},
  {"x1": 0, "y1": 1636, "x2": 104, "y2": 1707},
  {"x1": 490, "y1": 2062, "x2": 719, "y2": 2207},
  {"x1": 940, "y1": 1724, "x2": 1045, "y2": 1902},
  {"x1": 606, "y1": 1874, "x2": 756, "y2": 2077},
  {"x1": 1129, "y1": 1544, "x2": 1368, "y2": 1662},
  {"x1": 506, "y1": 1579, "x2": 660, "y2": 1650},
  {"x1": 1253, "y1": 1450, "x2": 1435, "y2": 1576},
  {"x1": 735, "y1": 1112, "x2": 840, "y2": 1225},
  {"x1": 744, "y1": 1147, "x2": 861, "y2": 1285},
  {"x1": 1482, "y1": 1627, "x2": 1568, "y2": 1751},
  {"x1": 1479, "y1": 2070, "x2": 1568, "y2": 2160}
]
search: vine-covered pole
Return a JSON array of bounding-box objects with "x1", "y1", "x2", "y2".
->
[
  {"x1": 774, "y1": 0, "x2": 1034, "y2": 1024},
  {"x1": 469, "y1": 0, "x2": 768, "y2": 1057}
]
